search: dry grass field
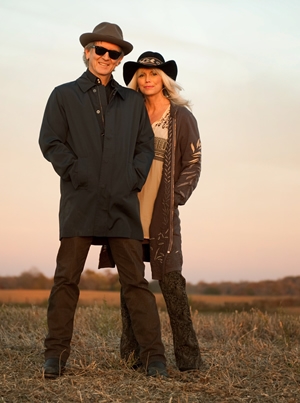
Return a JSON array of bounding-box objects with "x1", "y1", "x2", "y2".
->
[
  {"x1": 1, "y1": 295, "x2": 300, "y2": 402},
  {"x1": 1, "y1": 289, "x2": 300, "y2": 314},
  {"x1": 0, "y1": 290, "x2": 122, "y2": 307}
]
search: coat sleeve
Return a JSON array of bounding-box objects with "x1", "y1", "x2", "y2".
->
[
  {"x1": 132, "y1": 100, "x2": 155, "y2": 191},
  {"x1": 39, "y1": 88, "x2": 78, "y2": 186},
  {"x1": 174, "y1": 108, "x2": 201, "y2": 206}
]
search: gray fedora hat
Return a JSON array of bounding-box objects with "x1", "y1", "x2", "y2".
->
[
  {"x1": 79, "y1": 22, "x2": 133, "y2": 55},
  {"x1": 123, "y1": 51, "x2": 177, "y2": 85}
]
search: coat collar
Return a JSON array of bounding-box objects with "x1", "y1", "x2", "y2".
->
[
  {"x1": 76, "y1": 70, "x2": 126, "y2": 100},
  {"x1": 169, "y1": 102, "x2": 179, "y2": 118}
]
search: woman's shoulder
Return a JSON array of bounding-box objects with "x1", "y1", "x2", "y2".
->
[{"x1": 171, "y1": 103, "x2": 195, "y2": 120}]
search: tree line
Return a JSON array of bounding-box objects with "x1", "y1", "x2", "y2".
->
[
  {"x1": 0, "y1": 268, "x2": 120, "y2": 291},
  {"x1": 185, "y1": 276, "x2": 300, "y2": 296},
  {"x1": 1, "y1": 268, "x2": 300, "y2": 296}
]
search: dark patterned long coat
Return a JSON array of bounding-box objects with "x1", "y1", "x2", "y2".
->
[{"x1": 149, "y1": 103, "x2": 201, "y2": 280}]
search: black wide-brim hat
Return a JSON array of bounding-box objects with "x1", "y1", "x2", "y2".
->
[
  {"x1": 80, "y1": 22, "x2": 133, "y2": 55},
  {"x1": 123, "y1": 51, "x2": 178, "y2": 85}
]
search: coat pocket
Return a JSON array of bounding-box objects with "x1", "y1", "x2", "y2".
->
[
  {"x1": 69, "y1": 157, "x2": 89, "y2": 189},
  {"x1": 127, "y1": 162, "x2": 139, "y2": 192}
]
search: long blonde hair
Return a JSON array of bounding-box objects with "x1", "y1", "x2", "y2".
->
[{"x1": 128, "y1": 68, "x2": 192, "y2": 110}]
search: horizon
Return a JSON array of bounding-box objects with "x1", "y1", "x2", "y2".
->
[{"x1": 1, "y1": 266, "x2": 299, "y2": 286}]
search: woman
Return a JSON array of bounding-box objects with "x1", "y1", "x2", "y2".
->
[{"x1": 119, "y1": 51, "x2": 202, "y2": 371}]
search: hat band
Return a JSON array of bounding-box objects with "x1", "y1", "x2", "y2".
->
[{"x1": 138, "y1": 57, "x2": 163, "y2": 66}]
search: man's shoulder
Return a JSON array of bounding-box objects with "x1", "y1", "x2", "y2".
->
[
  {"x1": 54, "y1": 71, "x2": 92, "y2": 92},
  {"x1": 117, "y1": 84, "x2": 144, "y2": 102},
  {"x1": 52, "y1": 78, "x2": 79, "y2": 94},
  {"x1": 45, "y1": 80, "x2": 78, "y2": 104}
]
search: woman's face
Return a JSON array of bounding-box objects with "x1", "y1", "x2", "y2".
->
[{"x1": 137, "y1": 68, "x2": 163, "y2": 96}]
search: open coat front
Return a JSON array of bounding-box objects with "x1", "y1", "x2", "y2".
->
[
  {"x1": 39, "y1": 71, "x2": 154, "y2": 241},
  {"x1": 149, "y1": 104, "x2": 201, "y2": 280},
  {"x1": 99, "y1": 103, "x2": 201, "y2": 280}
]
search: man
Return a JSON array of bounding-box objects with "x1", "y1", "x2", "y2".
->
[{"x1": 39, "y1": 22, "x2": 167, "y2": 378}]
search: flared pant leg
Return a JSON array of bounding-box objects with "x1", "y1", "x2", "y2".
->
[
  {"x1": 159, "y1": 271, "x2": 202, "y2": 370},
  {"x1": 120, "y1": 271, "x2": 201, "y2": 370}
]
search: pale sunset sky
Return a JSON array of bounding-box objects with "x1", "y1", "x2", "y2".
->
[{"x1": 0, "y1": 0, "x2": 299, "y2": 284}]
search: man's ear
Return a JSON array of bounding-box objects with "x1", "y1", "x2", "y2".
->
[
  {"x1": 84, "y1": 47, "x2": 90, "y2": 61},
  {"x1": 117, "y1": 55, "x2": 124, "y2": 66}
]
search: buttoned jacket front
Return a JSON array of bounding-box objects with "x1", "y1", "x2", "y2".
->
[{"x1": 39, "y1": 71, "x2": 154, "y2": 240}]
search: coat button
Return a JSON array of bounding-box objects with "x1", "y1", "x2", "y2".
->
[{"x1": 96, "y1": 110, "x2": 100, "y2": 114}]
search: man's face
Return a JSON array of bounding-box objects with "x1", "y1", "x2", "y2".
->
[{"x1": 85, "y1": 41, "x2": 123, "y2": 82}]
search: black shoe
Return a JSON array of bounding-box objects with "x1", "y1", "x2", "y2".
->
[
  {"x1": 147, "y1": 361, "x2": 168, "y2": 377},
  {"x1": 130, "y1": 360, "x2": 143, "y2": 371},
  {"x1": 44, "y1": 358, "x2": 66, "y2": 379}
]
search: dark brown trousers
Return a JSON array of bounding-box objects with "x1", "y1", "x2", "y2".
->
[
  {"x1": 45, "y1": 237, "x2": 165, "y2": 366},
  {"x1": 120, "y1": 271, "x2": 202, "y2": 370}
]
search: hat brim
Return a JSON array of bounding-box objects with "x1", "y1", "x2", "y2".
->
[
  {"x1": 79, "y1": 33, "x2": 133, "y2": 55},
  {"x1": 123, "y1": 60, "x2": 177, "y2": 85}
]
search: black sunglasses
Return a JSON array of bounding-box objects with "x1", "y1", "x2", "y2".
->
[{"x1": 91, "y1": 45, "x2": 122, "y2": 60}]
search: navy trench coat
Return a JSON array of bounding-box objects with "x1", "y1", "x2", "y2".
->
[{"x1": 39, "y1": 71, "x2": 154, "y2": 241}]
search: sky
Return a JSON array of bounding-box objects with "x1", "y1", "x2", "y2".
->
[{"x1": 0, "y1": 0, "x2": 299, "y2": 284}]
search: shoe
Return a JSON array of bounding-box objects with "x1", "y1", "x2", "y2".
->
[
  {"x1": 44, "y1": 358, "x2": 66, "y2": 379},
  {"x1": 124, "y1": 355, "x2": 143, "y2": 371},
  {"x1": 147, "y1": 361, "x2": 168, "y2": 377},
  {"x1": 130, "y1": 361, "x2": 143, "y2": 371}
]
